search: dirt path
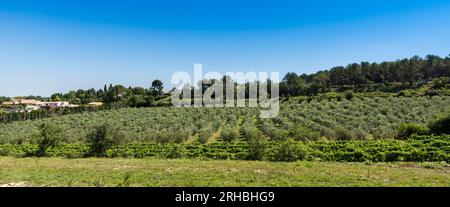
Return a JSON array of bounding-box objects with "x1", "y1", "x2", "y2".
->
[
  {"x1": 184, "y1": 133, "x2": 199, "y2": 144},
  {"x1": 236, "y1": 117, "x2": 244, "y2": 135},
  {"x1": 207, "y1": 121, "x2": 225, "y2": 144},
  {"x1": 1, "y1": 182, "x2": 28, "y2": 187}
]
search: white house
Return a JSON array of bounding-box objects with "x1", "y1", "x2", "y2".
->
[
  {"x1": 40, "y1": 101, "x2": 70, "y2": 108},
  {"x1": 87, "y1": 102, "x2": 103, "y2": 106},
  {"x1": 2, "y1": 99, "x2": 78, "y2": 109},
  {"x1": 25, "y1": 105, "x2": 40, "y2": 112}
]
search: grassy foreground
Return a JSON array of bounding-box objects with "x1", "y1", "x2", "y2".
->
[{"x1": 0, "y1": 157, "x2": 449, "y2": 187}]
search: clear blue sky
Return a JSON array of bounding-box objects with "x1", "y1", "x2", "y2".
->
[{"x1": 1, "y1": 0, "x2": 450, "y2": 97}]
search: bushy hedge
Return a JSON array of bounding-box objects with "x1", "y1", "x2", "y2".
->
[
  {"x1": 1, "y1": 135, "x2": 448, "y2": 162},
  {"x1": 429, "y1": 113, "x2": 450, "y2": 135},
  {"x1": 220, "y1": 125, "x2": 240, "y2": 142},
  {"x1": 396, "y1": 123, "x2": 429, "y2": 139}
]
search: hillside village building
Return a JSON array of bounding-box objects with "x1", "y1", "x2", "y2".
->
[
  {"x1": 87, "y1": 102, "x2": 103, "y2": 106},
  {"x1": 40, "y1": 101, "x2": 70, "y2": 108},
  {"x1": 1, "y1": 99, "x2": 79, "y2": 112}
]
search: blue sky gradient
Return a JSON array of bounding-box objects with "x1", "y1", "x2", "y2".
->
[{"x1": 1, "y1": 0, "x2": 450, "y2": 96}]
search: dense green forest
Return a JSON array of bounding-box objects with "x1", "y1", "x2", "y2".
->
[{"x1": 280, "y1": 54, "x2": 450, "y2": 96}]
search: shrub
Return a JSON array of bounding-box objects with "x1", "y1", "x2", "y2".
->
[
  {"x1": 334, "y1": 127, "x2": 353, "y2": 140},
  {"x1": 266, "y1": 127, "x2": 289, "y2": 141},
  {"x1": 87, "y1": 122, "x2": 126, "y2": 157},
  {"x1": 172, "y1": 130, "x2": 190, "y2": 144},
  {"x1": 426, "y1": 90, "x2": 441, "y2": 96},
  {"x1": 247, "y1": 137, "x2": 268, "y2": 160},
  {"x1": 397, "y1": 90, "x2": 413, "y2": 97},
  {"x1": 288, "y1": 127, "x2": 320, "y2": 141},
  {"x1": 156, "y1": 130, "x2": 190, "y2": 144},
  {"x1": 167, "y1": 145, "x2": 187, "y2": 159},
  {"x1": 345, "y1": 90, "x2": 354, "y2": 100},
  {"x1": 272, "y1": 138, "x2": 309, "y2": 162},
  {"x1": 198, "y1": 128, "x2": 213, "y2": 144},
  {"x1": 396, "y1": 123, "x2": 429, "y2": 139},
  {"x1": 353, "y1": 128, "x2": 371, "y2": 140},
  {"x1": 220, "y1": 126, "x2": 239, "y2": 142},
  {"x1": 35, "y1": 122, "x2": 63, "y2": 157},
  {"x1": 242, "y1": 127, "x2": 263, "y2": 141},
  {"x1": 429, "y1": 113, "x2": 450, "y2": 135},
  {"x1": 432, "y1": 77, "x2": 450, "y2": 89}
]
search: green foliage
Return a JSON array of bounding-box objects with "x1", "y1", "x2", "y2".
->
[
  {"x1": 151, "y1": 79, "x2": 164, "y2": 96},
  {"x1": 288, "y1": 127, "x2": 320, "y2": 141},
  {"x1": 280, "y1": 72, "x2": 308, "y2": 96},
  {"x1": 1, "y1": 135, "x2": 449, "y2": 162},
  {"x1": 0, "y1": 106, "x2": 102, "y2": 124},
  {"x1": 334, "y1": 127, "x2": 353, "y2": 140},
  {"x1": 198, "y1": 127, "x2": 214, "y2": 144},
  {"x1": 432, "y1": 77, "x2": 450, "y2": 89},
  {"x1": 220, "y1": 126, "x2": 239, "y2": 142},
  {"x1": 241, "y1": 120, "x2": 264, "y2": 141},
  {"x1": 51, "y1": 94, "x2": 62, "y2": 101},
  {"x1": 156, "y1": 130, "x2": 191, "y2": 144},
  {"x1": 0, "y1": 95, "x2": 449, "y2": 164},
  {"x1": 345, "y1": 90, "x2": 354, "y2": 100},
  {"x1": 272, "y1": 139, "x2": 309, "y2": 162},
  {"x1": 280, "y1": 54, "x2": 450, "y2": 96},
  {"x1": 87, "y1": 122, "x2": 127, "y2": 157},
  {"x1": 167, "y1": 145, "x2": 187, "y2": 159},
  {"x1": 2, "y1": 96, "x2": 449, "y2": 145},
  {"x1": 0, "y1": 107, "x2": 248, "y2": 144},
  {"x1": 274, "y1": 96, "x2": 450, "y2": 140},
  {"x1": 247, "y1": 136, "x2": 268, "y2": 161},
  {"x1": 429, "y1": 113, "x2": 450, "y2": 135},
  {"x1": 263, "y1": 127, "x2": 289, "y2": 141},
  {"x1": 35, "y1": 122, "x2": 63, "y2": 157},
  {"x1": 396, "y1": 123, "x2": 429, "y2": 139},
  {"x1": 24, "y1": 80, "x2": 168, "y2": 108},
  {"x1": 0, "y1": 96, "x2": 10, "y2": 104}
]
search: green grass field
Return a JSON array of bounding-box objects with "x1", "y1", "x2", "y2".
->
[{"x1": 0, "y1": 157, "x2": 448, "y2": 187}]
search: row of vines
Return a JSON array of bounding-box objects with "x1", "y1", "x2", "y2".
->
[{"x1": 0, "y1": 135, "x2": 448, "y2": 162}]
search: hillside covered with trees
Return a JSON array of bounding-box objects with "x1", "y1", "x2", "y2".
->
[{"x1": 280, "y1": 54, "x2": 450, "y2": 96}]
